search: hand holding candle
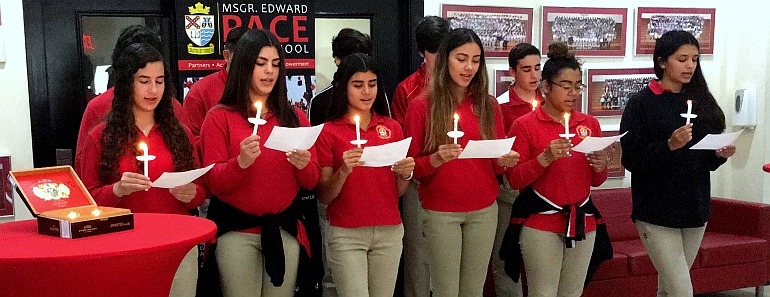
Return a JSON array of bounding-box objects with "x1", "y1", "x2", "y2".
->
[
  {"x1": 680, "y1": 99, "x2": 697, "y2": 125},
  {"x1": 447, "y1": 113, "x2": 465, "y2": 144}
]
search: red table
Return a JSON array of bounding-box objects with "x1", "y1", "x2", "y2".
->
[{"x1": 0, "y1": 213, "x2": 216, "y2": 297}]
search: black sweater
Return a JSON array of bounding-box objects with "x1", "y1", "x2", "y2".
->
[{"x1": 620, "y1": 87, "x2": 727, "y2": 228}]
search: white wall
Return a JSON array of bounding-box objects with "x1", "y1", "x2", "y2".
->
[
  {"x1": 0, "y1": 0, "x2": 34, "y2": 222},
  {"x1": 426, "y1": 1, "x2": 770, "y2": 202}
]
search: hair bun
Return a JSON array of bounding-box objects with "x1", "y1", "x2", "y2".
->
[{"x1": 547, "y1": 41, "x2": 574, "y2": 60}]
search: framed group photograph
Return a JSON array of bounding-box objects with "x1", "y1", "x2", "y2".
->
[
  {"x1": 541, "y1": 6, "x2": 627, "y2": 57},
  {"x1": 442, "y1": 4, "x2": 534, "y2": 58},
  {"x1": 1, "y1": 155, "x2": 12, "y2": 217},
  {"x1": 636, "y1": 7, "x2": 715, "y2": 55},
  {"x1": 602, "y1": 130, "x2": 625, "y2": 178},
  {"x1": 494, "y1": 69, "x2": 514, "y2": 98},
  {"x1": 586, "y1": 68, "x2": 655, "y2": 117}
]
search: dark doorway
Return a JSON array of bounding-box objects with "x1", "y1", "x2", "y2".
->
[{"x1": 23, "y1": 0, "x2": 175, "y2": 168}]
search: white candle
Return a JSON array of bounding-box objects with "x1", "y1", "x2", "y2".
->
[
  {"x1": 91, "y1": 208, "x2": 101, "y2": 217},
  {"x1": 532, "y1": 100, "x2": 538, "y2": 111},
  {"x1": 139, "y1": 142, "x2": 150, "y2": 177},
  {"x1": 453, "y1": 113, "x2": 460, "y2": 144},
  {"x1": 354, "y1": 115, "x2": 362, "y2": 148},
  {"x1": 67, "y1": 211, "x2": 79, "y2": 220},
  {"x1": 563, "y1": 113, "x2": 570, "y2": 135},
  {"x1": 686, "y1": 100, "x2": 693, "y2": 125},
  {"x1": 252, "y1": 102, "x2": 263, "y2": 135}
]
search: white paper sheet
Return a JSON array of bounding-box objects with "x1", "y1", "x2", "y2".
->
[
  {"x1": 263, "y1": 124, "x2": 324, "y2": 152},
  {"x1": 457, "y1": 137, "x2": 516, "y2": 159},
  {"x1": 359, "y1": 137, "x2": 412, "y2": 167},
  {"x1": 152, "y1": 164, "x2": 214, "y2": 189},
  {"x1": 572, "y1": 132, "x2": 628, "y2": 153},
  {"x1": 690, "y1": 130, "x2": 743, "y2": 150}
]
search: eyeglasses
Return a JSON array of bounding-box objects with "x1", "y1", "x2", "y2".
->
[{"x1": 552, "y1": 82, "x2": 586, "y2": 94}]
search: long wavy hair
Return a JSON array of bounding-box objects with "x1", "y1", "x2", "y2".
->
[
  {"x1": 99, "y1": 43, "x2": 195, "y2": 181},
  {"x1": 219, "y1": 28, "x2": 299, "y2": 128},
  {"x1": 654, "y1": 30, "x2": 725, "y2": 133},
  {"x1": 326, "y1": 53, "x2": 389, "y2": 121},
  {"x1": 425, "y1": 28, "x2": 493, "y2": 153}
]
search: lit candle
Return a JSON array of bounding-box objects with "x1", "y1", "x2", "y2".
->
[
  {"x1": 139, "y1": 142, "x2": 150, "y2": 177},
  {"x1": 353, "y1": 115, "x2": 362, "y2": 148},
  {"x1": 91, "y1": 208, "x2": 101, "y2": 217},
  {"x1": 67, "y1": 211, "x2": 79, "y2": 220},
  {"x1": 453, "y1": 113, "x2": 460, "y2": 144},
  {"x1": 685, "y1": 100, "x2": 693, "y2": 125},
  {"x1": 532, "y1": 100, "x2": 538, "y2": 111},
  {"x1": 563, "y1": 113, "x2": 570, "y2": 135},
  {"x1": 252, "y1": 101, "x2": 263, "y2": 135}
]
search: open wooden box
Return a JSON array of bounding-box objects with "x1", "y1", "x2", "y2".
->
[{"x1": 9, "y1": 166, "x2": 134, "y2": 239}]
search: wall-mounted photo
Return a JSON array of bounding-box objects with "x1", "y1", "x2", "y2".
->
[
  {"x1": 541, "y1": 6, "x2": 627, "y2": 57},
  {"x1": 494, "y1": 69, "x2": 514, "y2": 98},
  {"x1": 587, "y1": 68, "x2": 655, "y2": 117},
  {"x1": 442, "y1": 4, "x2": 533, "y2": 58},
  {"x1": 636, "y1": 7, "x2": 715, "y2": 55},
  {"x1": 602, "y1": 130, "x2": 625, "y2": 178}
]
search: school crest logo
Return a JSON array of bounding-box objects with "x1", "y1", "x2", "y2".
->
[
  {"x1": 376, "y1": 125, "x2": 392, "y2": 139},
  {"x1": 577, "y1": 125, "x2": 592, "y2": 139},
  {"x1": 185, "y1": 2, "x2": 215, "y2": 55}
]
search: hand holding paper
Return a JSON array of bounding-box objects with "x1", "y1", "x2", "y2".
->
[
  {"x1": 690, "y1": 130, "x2": 743, "y2": 150},
  {"x1": 152, "y1": 164, "x2": 214, "y2": 189},
  {"x1": 264, "y1": 124, "x2": 324, "y2": 152},
  {"x1": 359, "y1": 138, "x2": 412, "y2": 167},
  {"x1": 572, "y1": 132, "x2": 628, "y2": 154},
  {"x1": 458, "y1": 137, "x2": 516, "y2": 159}
]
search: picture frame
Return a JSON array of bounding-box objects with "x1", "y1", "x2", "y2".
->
[
  {"x1": 442, "y1": 4, "x2": 534, "y2": 58},
  {"x1": 636, "y1": 7, "x2": 715, "y2": 55},
  {"x1": 601, "y1": 130, "x2": 625, "y2": 178},
  {"x1": 541, "y1": 6, "x2": 627, "y2": 57},
  {"x1": 586, "y1": 68, "x2": 655, "y2": 117},
  {"x1": 1, "y1": 155, "x2": 14, "y2": 217},
  {"x1": 494, "y1": 69, "x2": 514, "y2": 98}
]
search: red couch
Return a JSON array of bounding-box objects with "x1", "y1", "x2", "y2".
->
[{"x1": 583, "y1": 188, "x2": 770, "y2": 297}]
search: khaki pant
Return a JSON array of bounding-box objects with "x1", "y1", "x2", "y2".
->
[
  {"x1": 492, "y1": 181, "x2": 523, "y2": 297},
  {"x1": 520, "y1": 227, "x2": 596, "y2": 297},
  {"x1": 327, "y1": 224, "x2": 404, "y2": 297},
  {"x1": 169, "y1": 247, "x2": 198, "y2": 297},
  {"x1": 216, "y1": 230, "x2": 300, "y2": 297},
  {"x1": 423, "y1": 203, "x2": 498, "y2": 297},
  {"x1": 636, "y1": 220, "x2": 706, "y2": 297},
  {"x1": 318, "y1": 202, "x2": 339, "y2": 297},
  {"x1": 402, "y1": 181, "x2": 431, "y2": 297}
]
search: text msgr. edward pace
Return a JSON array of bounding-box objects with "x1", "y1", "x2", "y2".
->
[{"x1": 221, "y1": 3, "x2": 309, "y2": 14}]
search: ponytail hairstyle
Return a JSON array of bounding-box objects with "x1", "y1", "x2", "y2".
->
[
  {"x1": 654, "y1": 30, "x2": 725, "y2": 133},
  {"x1": 425, "y1": 28, "x2": 493, "y2": 153}
]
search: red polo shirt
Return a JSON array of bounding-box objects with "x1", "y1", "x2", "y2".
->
[
  {"x1": 404, "y1": 95, "x2": 507, "y2": 212},
  {"x1": 75, "y1": 88, "x2": 186, "y2": 175},
  {"x1": 392, "y1": 63, "x2": 429, "y2": 126},
  {"x1": 316, "y1": 113, "x2": 404, "y2": 228},
  {"x1": 80, "y1": 123, "x2": 207, "y2": 215},
  {"x1": 200, "y1": 105, "x2": 320, "y2": 217},
  {"x1": 506, "y1": 107, "x2": 608, "y2": 233},
  {"x1": 182, "y1": 68, "x2": 228, "y2": 148},
  {"x1": 497, "y1": 85, "x2": 543, "y2": 136}
]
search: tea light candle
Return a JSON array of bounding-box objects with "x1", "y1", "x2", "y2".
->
[
  {"x1": 91, "y1": 208, "x2": 101, "y2": 217},
  {"x1": 67, "y1": 211, "x2": 79, "y2": 220}
]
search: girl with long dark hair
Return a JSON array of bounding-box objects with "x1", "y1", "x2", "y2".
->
[
  {"x1": 620, "y1": 30, "x2": 735, "y2": 296},
  {"x1": 81, "y1": 42, "x2": 205, "y2": 297},
  {"x1": 199, "y1": 28, "x2": 320, "y2": 297}
]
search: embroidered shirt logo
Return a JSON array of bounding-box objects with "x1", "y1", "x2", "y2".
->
[
  {"x1": 376, "y1": 125, "x2": 392, "y2": 139},
  {"x1": 577, "y1": 125, "x2": 592, "y2": 139}
]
